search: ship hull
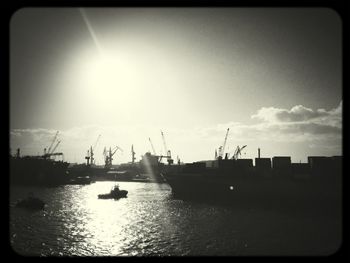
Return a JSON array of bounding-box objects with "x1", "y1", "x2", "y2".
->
[
  {"x1": 163, "y1": 169, "x2": 341, "y2": 211},
  {"x1": 98, "y1": 191, "x2": 128, "y2": 199},
  {"x1": 10, "y1": 156, "x2": 69, "y2": 186}
]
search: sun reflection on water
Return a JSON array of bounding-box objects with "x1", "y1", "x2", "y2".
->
[
  {"x1": 11, "y1": 181, "x2": 339, "y2": 256},
  {"x1": 51, "y1": 182, "x2": 176, "y2": 256}
]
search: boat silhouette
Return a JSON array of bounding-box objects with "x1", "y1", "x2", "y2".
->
[{"x1": 98, "y1": 184, "x2": 128, "y2": 200}]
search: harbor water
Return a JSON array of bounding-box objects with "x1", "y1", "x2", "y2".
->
[{"x1": 10, "y1": 182, "x2": 341, "y2": 256}]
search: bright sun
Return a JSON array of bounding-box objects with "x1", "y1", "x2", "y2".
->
[
  {"x1": 84, "y1": 54, "x2": 135, "y2": 103},
  {"x1": 72, "y1": 49, "x2": 149, "y2": 123}
]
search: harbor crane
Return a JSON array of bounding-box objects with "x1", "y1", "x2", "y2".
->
[
  {"x1": 161, "y1": 131, "x2": 173, "y2": 165},
  {"x1": 85, "y1": 149, "x2": 90, "y2": 165},
  {"x1": 104, "y1": 145, "x2": 122, "y2": 168},
  {"x1": 86, "y1": 134, "x2": 101, "y2": 165},
  {"x1": 131, "y1": 145, "x2": 136, "y2": 164},
  {"x1": 232, "y1": 145, "x2": 247, "y2": 160},
  {"x1": 177, "y1": 155, "x2": 181, "y2": 165},
  {"x1": 91, "y1": 134, "x2": 101, "y2": 165},
  {"x1": 148, "y1": 136, "x2": 165, "y2": 162},
  {"x1": 148, "y1": 137, "x2": 156, "y2": 155},
  {"x1": 46, "y1": 131, "x2": 59, "y2": 155},
  {"x1": 103, "y1": 147, "x2": 107, "y2": 166},
  {"x1": 50, "y1": 140, "x2": 61, "y2": 155},
  {"x1": 93, "y1": 135, "x2": 101, "y2": 151},
  {"x1": 43, "y1": 131, "x2": 63, "y2": 160},
  {"x1": 217, "y1": 128, "x2": 229, "y2": 159}
]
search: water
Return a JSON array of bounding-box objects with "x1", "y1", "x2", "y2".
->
[{"x1": 10, "y1": 182, "x2": 341, "y2": 256}]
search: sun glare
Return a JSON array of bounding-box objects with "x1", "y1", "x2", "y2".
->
[
  {"x1": 86, "y1": 54, "x2": 135, "y2": 102},
  {"x1": 71, "y1": 49, "x2": 147, "y2": 123}
]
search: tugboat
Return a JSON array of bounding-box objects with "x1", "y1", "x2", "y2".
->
[
  {"x1": 15, "y1": 194, "x2": 45, "y2": 210},
  {"x1": 98, "y1": 184, "x2": 128, "y2": 200}
]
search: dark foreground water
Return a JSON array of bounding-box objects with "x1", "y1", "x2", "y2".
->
[{"x1": 10, "y1": 182, "x2": 341, "y2": 256}]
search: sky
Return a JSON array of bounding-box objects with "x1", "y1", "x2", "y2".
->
[{"x1": 10, "y1": 7, "x2": 342, "y2": 165}]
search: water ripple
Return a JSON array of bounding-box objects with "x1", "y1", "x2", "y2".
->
[{"x1": 10, "y1": 182, "x2": 341, "y2": 256}]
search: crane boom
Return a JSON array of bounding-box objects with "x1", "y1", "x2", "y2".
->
[
  {"x1": 220, "y1": 128, "x2": 229, "y2": 158},
  {"x1": 161, "y1": 131, "x2": 168, "y2": 155},
  {"x1": 232, "y1": 145, "x2": 247, "y2": 160},
  {"x1": 233, "y1": 146, "x2": 239, "y2": 160},
  {"x1": 93, "y1": 134, "x2": 101, "y2": 151},
  {"x1": 160, "y1": 131, "x2": 173, "y2": 165},
  {"x1": 131, "y1": 145, "x2": 136, "y2": 164},
  {"x1": 112, "y1": 145, "x2": 122, "y2": 156},
  {"x1": 47, "y1": 131, "x2": 59, "y2": 154},
  {"x1": 149, "y1": 137, "x2": 156, "y2": 155},
  {"x1": 50, "y1": 140, "x2": 61, "y2": 154},
  {"x1": 104, "y1": 145, "x2": 123, "y2": 168},
  {"x1": 89, "y1": 134, "x2": 101, "y2": 165}
]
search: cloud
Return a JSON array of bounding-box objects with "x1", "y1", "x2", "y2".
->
[
  {"x1": 247, "y1": 101, "x2": 342, "y2": 141},
  {"x1": 10, "y1": 128, "x2": 58, "y2": 148},
  {"x1": 251, "y1": 101, "x2": 342, "y2": 127},
  {"x1": 196, "y1": 101, "x2": 342, "y2": 143}
]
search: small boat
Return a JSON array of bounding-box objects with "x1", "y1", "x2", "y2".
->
[
  {"x1": 98, "y1": 184, "x2": 128, "y2": 200},
  {"x1": 15, "y1": 195, "x2": 45, "y2": 210}
]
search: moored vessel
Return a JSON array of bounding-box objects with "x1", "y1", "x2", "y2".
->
[
  {"x1": 10, "y1": 148, "x2": 70, "y2": 187},
  {"x1": 163, "y1": 156, "x2": 342, "y2": 210}
]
